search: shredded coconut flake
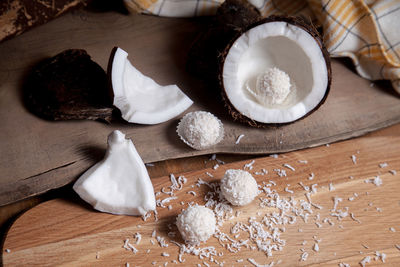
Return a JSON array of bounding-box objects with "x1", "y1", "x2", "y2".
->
[
  {"x1": 364, "y1": 176, "x2": 382, "y2": 186},
  {"x1": 235, "y1": 134, "x2": 245, "y2": 144},
  {"x1": 351, "y1": 155, "x2": 357, "y2": 164},
  {"x1": 283, "y1": 164, "x2": 295, "y2": 171},
  {"x1": 379, "y1": 162, "x2": 388, "y2": 168},
  {"x1": 360, "y1": 256, "x2": 371, "y2": 267},
  {"x1": 247, "y1": 258, "x2": 275, "y2": 267}
]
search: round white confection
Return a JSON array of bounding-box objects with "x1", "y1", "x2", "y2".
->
[
  {"x1": 221, "y1": 169, "x2": 259, "y2": 206},
  {"x1": 254, "y1": 67, "x2": 291, "y2": 105},
  {"x1": 176, "y1": 205, "x2": 216, "y2": 244},
  {"x1": 177, "y1": 111, "x2": 224, "y2": 150}
]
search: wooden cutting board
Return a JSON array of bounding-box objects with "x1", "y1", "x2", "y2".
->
[
  {"x1": 3, "y1": 125, "x2": 400, "y2": 266},
  {"x1": 0, "y1": 9, "x2": 400, "y2": 206}
]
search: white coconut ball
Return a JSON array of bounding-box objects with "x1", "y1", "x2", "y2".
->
[
  {"x1": 177, "y1": 111, "x2": 224, "y2": 150},
  {"x1": 220, "y1": 169, "x2": 259, "y2": 206},
  {"x1": 176, "y1": 205, "x2": 216, "y2": 244}
]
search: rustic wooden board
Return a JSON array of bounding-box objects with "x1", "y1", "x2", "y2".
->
[
  {"x1": 2, "y1": 125, "x2": 400, "y2": 266},
  {"x1": 0, "y1": 10, "x2": 400, "y2": 206}
]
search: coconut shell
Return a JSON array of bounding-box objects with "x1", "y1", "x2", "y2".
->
[
  {"x1": 218, "y1": 16, "x2": 332, "y2": 128},
  {"x1": 24, "y1": 49, "x2": 114, "y2": 122},
  {"x1": 186, "y1": 0, "x2": 261, "y2": 81}
]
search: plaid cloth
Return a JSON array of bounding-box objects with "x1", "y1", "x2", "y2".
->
[{"x1": 124, "y1": 0, "x2": 400, "y2": 93}]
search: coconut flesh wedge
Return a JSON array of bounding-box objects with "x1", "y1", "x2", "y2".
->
[
  {"x1": 221, "y1": 17, "x2": 331, "y2": 126},
  {"x1": 73, "y1": 130, "x2": 156, "y2": 216},
  {"x1": 109, "y1": 47, "x2": 193, "y2": 124}
]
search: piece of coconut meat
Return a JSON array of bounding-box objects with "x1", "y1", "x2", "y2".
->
[
  {"x1": 73, "y1": 130, "x2": 156, "y2": 216},
  {"x1": 110, "y1": 47, "x2": 193, "y2": 124}
]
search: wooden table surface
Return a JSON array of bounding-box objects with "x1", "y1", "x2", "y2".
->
[{"x1": 1, "y1": 123, "x2": 400, "y2": 266}]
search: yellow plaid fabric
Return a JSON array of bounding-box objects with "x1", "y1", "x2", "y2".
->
[{"x1": 124, "y1": 0, "x2": 400, "y2": 93}]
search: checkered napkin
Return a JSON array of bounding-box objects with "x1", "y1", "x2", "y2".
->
[{"x1": 124, "y1": 0, "x2": 400, "y2": 93}]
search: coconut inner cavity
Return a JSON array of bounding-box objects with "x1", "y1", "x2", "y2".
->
[{"x1": 222, "y1": 21, "x2": 328, "y2": 124}]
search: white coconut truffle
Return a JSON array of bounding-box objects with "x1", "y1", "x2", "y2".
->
[
  {"x1": 176, "y1": 205, "x2": 216, "y2": 244},
  {"x1": 220, "y1": 169, "x2": 258, "y2": 206},
  {"x1": 177, "y1": 111, "x2": 224, "y2": 150},
  {"x1": 247, "y1": 67, "x2": 291, "y2": 105}
]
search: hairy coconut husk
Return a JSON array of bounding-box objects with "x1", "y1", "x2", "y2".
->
[
  {"x1": 218, "y1": 16, "x2": 332, "y2": 127},
  {"x1": 186, "y1": 0, "x2": 261, "y2": 81},
  {"x1": 24, "y1": 49, "x2": 113, "y2": 122}
]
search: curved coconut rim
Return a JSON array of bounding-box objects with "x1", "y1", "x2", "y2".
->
[{"x1": 218, "y1": 16, "x2": 332, "y2": 128}]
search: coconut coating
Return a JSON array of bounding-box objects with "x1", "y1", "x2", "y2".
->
[
  {"x1": 177, "y1": 111, "x2": 224, "y2": 150},
  {"x1": 176, "y1": 205, "x2": 216, "y2": 244},
  {"x1": 221, "y1": 169, "x2": 258, "y2": 206}
]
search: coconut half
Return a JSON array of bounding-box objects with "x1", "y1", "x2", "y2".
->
[
  {"x1": 73, "y1": 130, "x2": 156, "y2": 216},
  {"x1": 109, "y1": 47, "x2": 193, "y2": 124},
  {"x1": 220, "y1": 17, "x2": 331, "y2": 126}
]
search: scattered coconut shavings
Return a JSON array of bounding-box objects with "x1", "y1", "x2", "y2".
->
[
  {"x1": 351, "y1": 155, "x2": 357, "y2": 164},
  {"x1": 305, "y1": 192, "x2": 323, "y2": 210},
  {"x1": 235, "y1": 134, "x2": 245, "y2": 144},
  {"x1": 362, "y1": 244, "x2": 369, "y2": 249},
  {"x1": 283, "y1": 164, "x2": 295, "y2": 171},
  {"x1": 126, "y1": 263, "x2": 130, "y2": 267},
  {"x1": 5, "y1": 249, "x2": 10, "y2": 253},
  {"x1": 160, "y1": 174, "x2": 188, "y2": 196},
  {"x1": 205, "y1": 172, "x2": 214, "y2": 177},
  {"x1": 364, "y1": 176, "x2": 382, "y2": 186},
  {"x1": 96, "y1": 251, "x2": 100, "y2": 259},
  {"x1": 338, "y1": 263, "x2": 350, "y2": 267},
  {"x1": 247, "y1": 258, "x2": 275, "y2": 267},
  {"x1": 142, "y1": 212, "x2": 151, "y2": 221},
  {"x1": 379, "y1": 162, "x2": 388, "y2": 168},
  {"x1": 284, "y1": 186, "x2": 294, "y2": 194},
  {"x1": 331, "y1": 207, "x2": 348, "y2": 221},
  {"x1": 156, "y1": 236, "x2": 168, "y2": 248},
  {"x1": 395, "y1": 244, "x2": 400, "y2": 250},
  {"x1": 157, "y1": 196, "x2": 178, "y2": 208},
  {"x1": 389, "y1": 170, "x2": 397, "y2": 175},
  {"x1": 350, "y1": 213, "x2": 361, "y2": 223},
  {"x1": 254, "y1": 168, "x2": 268, "y2": 175},
  {"x1": 213, "y1": 164, "x2": 220, "y2": 170},
  {"x1": 269, "y1": 154, "x2": 278, "y2": 158},
  {"x1": 390, "y1": 227, "x2": 396, "y2": 232},
  {"x1": 274, "y1": 169, "x2": 287, "y2": 177},
  {"x1": 360, "y1": 256, "x2": 371, "y2": 267},
  {"x1": 187, "y1": 191, "x2": 197, "y2": 196},
  {"x1": 123, "y1": 239, "x2": 138, "y2": 254},
  {"x1": 298, "y1": 160, "x2": 308, "y2": 164},
  {"x1": 298, "y1": 182, "x2": 310, "y2": 192},
  {"x1": 313, "y1": 243, "x2": 319, "y2": 252},
  {"x1": 152, "y1": 230, "x2": 157, "y2": 238},
  {"x1": 145, "y1": 163, "x2": 155, "y2": 167},
  {"x1": 134, "y1": 233, "x2": 142, "y2": 244},
  {"x1": 300, "y1": 251, "x2": 308, "y2": 261},
  {"x1": 162, "y1": 252, "x2": 170, "y2": 257},
  {"x1": 331, "y1": 197, "x2": 343, "y2": 212},
  {"x1": 171, "y1": 241, "x2": 218, "y2": 264},
  {"x1": 244, "y1": 160, "x2": 256, "y2": 170},
  {"x1": 308, "y1": 173, "x2": 314, "y2": 180},
  {"x1": 375, "y1": 251, "x2": 386, "y2": 262}
]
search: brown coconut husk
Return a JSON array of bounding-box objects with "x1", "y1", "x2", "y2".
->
[{"x1": 24, "y1": 49, "x2": 113, "y2": 122}]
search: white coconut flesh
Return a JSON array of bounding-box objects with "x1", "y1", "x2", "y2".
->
[
  {"x1": 111, "y1": 47, "x2": 193, "y2": 124},
  {"x1": 73, "y1": 130, "x2": 156, "y2": 216},
  {"x1": 222, "y1": 21, "x2": 328, "y2": 123}
]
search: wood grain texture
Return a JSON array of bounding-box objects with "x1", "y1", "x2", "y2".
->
[
  {"x1": 0, "y1": 10, "x2": 399, "y2": 206},
  {"x1": 2, "y1": 124, "x2": 400, "y2": 266}
]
